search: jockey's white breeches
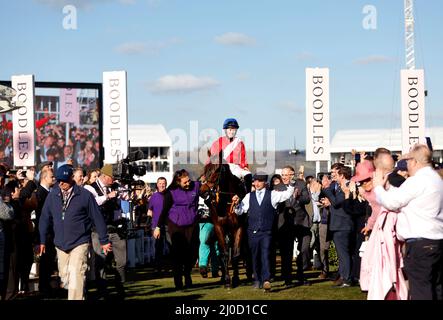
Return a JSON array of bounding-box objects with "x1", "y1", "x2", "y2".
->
[{"x1": 228, "y1": 163, "x2": 251, "y2": 180}]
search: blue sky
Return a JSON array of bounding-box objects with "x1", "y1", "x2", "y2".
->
[{"x1": 1, "y1": 0, "x2": 442, "y2": 150}]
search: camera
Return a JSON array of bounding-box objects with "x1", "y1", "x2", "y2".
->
[
  {"x1": 112, "y1": 150, "x2": 147, "y2": 184},
  {"x1": 109, "y1": 181, "x2": 124, "y2": 195},
  {"x1": 8, "y1": 169, "x2": 18, "y2": 175}
]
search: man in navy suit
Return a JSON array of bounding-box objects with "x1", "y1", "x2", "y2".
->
[{"x1": 322, "y1": 164, "x2": 353, "y2": 288}]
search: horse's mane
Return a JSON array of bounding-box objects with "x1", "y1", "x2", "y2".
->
[{"x1": 203, "y1": 162, "x2": 232, "y2": 184}]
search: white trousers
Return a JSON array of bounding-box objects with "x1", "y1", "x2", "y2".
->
[{"x1": 228, "y1": 163, "x2": 251, "y2": 180}]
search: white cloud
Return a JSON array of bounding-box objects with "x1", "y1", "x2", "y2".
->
[
  {"x1": 149, "y1": 74, "x2": 220, "y2": 94},
  {"x1": 276, "y1": 101, "x2": 304, "y2": 113},
  {"x1": 115, "y1": 38, "x2": 182, "y2": 55},
  {"x1": 115, "y1": 42, "x2": 146, "y2": 54},
  {"x1": 214, "y1": 32, "x2": 256, "y2": 46},
  {"x1": 353, "y1": 55, "x2": 394, "y2": 65}
]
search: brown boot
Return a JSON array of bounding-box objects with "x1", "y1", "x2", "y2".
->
[
  {"x1": 263, "y1": 281, "x2": 271, "y2": 291},
  {"x1": 333, "y1": 277, "x2": 343, "y2": 286}
]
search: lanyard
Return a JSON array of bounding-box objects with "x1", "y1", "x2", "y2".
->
[{"x1": 61, "y1": 190, "x2": 74, "y2": 220}]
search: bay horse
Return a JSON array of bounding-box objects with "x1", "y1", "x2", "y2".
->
[{"x1": 200, "y1": 158, "x2": 247, "y2": 288}]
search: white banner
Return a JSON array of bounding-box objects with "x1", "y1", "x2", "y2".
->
[
  {"x1": 400, "y1": 69, "x2": 426, "y2": 154},
  {"x1": 11, "y1": 75, "x2": 36, "y2": 167},
  {"x1": 305, "y1": 68, "x2": 330, "y2": 161},
  {"x1": 103, "y1": 71, "x2": 128, "y2": 164}
]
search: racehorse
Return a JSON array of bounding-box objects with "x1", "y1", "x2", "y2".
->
[{"x1": 200, "y1": 153, "x2": 247, "y2": 288}]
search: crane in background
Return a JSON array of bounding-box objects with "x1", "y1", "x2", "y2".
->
[{"x1": 404, "y1": 0, "x2": 415, "y2": 70}]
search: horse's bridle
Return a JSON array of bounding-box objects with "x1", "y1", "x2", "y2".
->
[{"x1": 203, "y1": 167, "x2": 237, "y2": 214}]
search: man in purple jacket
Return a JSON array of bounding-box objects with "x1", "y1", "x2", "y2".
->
[
  {"x1": 38, "y1": 164, "x2": 111, "y2": 300},
  {"x1": 149, "y1": 177, "x2": 169, "y2": 273},
  {"x1": 157, "y1": 169, "x2": 200, "y2": 290}
]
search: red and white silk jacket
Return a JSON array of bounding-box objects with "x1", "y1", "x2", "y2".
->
[{"x1": 209, "y1": 136, "x2": 248, "y2": 169}]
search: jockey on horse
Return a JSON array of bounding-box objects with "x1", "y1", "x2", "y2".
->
[
  {"x1": 201, "y1": 118, "x2": 253, "y2": 287},
  {"x1": 208, "y1": 118, "x2": 252, "y2": 193}
]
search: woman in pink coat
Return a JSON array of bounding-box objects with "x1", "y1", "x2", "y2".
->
[
  {"x1": 360, "y1": 208, "x2": 408, "y2": 300},
  {"x1": 359, "y1": 168, "x2": 409, "y2": 300}
]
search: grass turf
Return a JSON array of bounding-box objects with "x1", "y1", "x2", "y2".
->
[{"x1": 120, "y1": 266, "x2": 367, "y2": 301}]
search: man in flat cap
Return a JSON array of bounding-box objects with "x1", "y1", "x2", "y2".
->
[
  {"x1": 232, "y1": 172, "x2": 296, "y2": 291},
  {"x1": 84, "y1": 164, "x2": 127, "y2": 299}
]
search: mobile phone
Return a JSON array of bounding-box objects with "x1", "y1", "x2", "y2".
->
[
  {"x1": 8, "y1": 169, "x2": 18, "y2": 175},
  {"x1": 317, "y1": 172, "x2": 331, "y2": 182},
  {"x1": 355, "y1": 153, "x2": 361, "y2": 163}
]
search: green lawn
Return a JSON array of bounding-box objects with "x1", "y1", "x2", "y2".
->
[
  {"x1": 121, "y1": 266, "x2": 367, "y2": 301},
  {"x1": 17, "y1": 261, "x2": 367, "y2": 301}
]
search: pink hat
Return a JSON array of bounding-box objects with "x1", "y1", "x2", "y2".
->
[{"x1": 351, "y1": 161, "x2": 375, "y2": 182}]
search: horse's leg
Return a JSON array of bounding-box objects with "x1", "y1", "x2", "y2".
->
[
  {"x1": 213, "y1": 221, "x2": 230, "y2": 287},
  {"x1": 230, "y1": 227, "x2": 244, "y2": 288},
  {"x1": 224, "y1": 233, "x2": 233, "y2": 288}
]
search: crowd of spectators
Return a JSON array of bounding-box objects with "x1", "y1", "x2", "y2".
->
[
  {"x1": 0, "y1": 114, "x2": 101, "y2": 171},
  {"x1": 1, "y1": 142, "x2": 442, "y2": 300}
]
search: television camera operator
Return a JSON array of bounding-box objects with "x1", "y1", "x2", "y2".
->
[{"x1": 84, "y1": 164, "x2": 128, "y2": 299}]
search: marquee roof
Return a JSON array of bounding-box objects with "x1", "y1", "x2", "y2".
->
[
  {"x1": 128, "y1": 124, "x2": 171, "y2": 147},
  {"x1": 330, "y1": 127, "x2": 443, "y2": 153}
]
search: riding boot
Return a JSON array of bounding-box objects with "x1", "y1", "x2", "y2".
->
[
  {"x1": 115, "y1": 281, "x2": 126, "y2": 300},
  {"x1": 244, "y1": 173, "x2": 252, "y2": 194},
  {"x1": 184, "y1": 274, "x2": 193, "y2": 288},
  {"x1": 174, "y1": 275, "x2": 183, "y2": 290}
]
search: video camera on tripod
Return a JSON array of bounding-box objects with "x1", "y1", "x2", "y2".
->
[
  {"x1": 109, "y1": 150, "x2": 148, "y2": 240},
  {"x1": 111, "y1": 150, "x2": 147, "y2": 185}
]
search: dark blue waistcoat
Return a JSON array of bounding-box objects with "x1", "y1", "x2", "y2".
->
[{"x1": 248, "y1": 190, "x2": 276, "y2": 232}]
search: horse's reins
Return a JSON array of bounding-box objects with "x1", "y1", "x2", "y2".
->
[{"x1": 206, "y1": 164, "x2": 237, "y2": 215}]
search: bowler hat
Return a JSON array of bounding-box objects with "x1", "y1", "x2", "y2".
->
[{"x1": 39, "y1": 161, "x2": 53, "y2": 171}]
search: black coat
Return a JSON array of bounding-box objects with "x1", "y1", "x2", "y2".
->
[
  {"x1": 34, "y1": 185, "x2": 50, "y2": 244},
  {"x1": 343, "y1": 193, "x2": 371, "y2": 233}
]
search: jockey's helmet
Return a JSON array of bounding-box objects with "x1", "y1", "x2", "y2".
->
[{"x1": 223, "y1": 118, "x2": 239, "y2": 129}]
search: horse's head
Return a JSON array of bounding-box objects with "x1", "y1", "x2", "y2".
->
[
  {"x1": 203, "y1": 162, "x2": 221, "y2": 187},
  {"x1": 200, "y1": 162, "x2": 221, "y2": 204}
]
